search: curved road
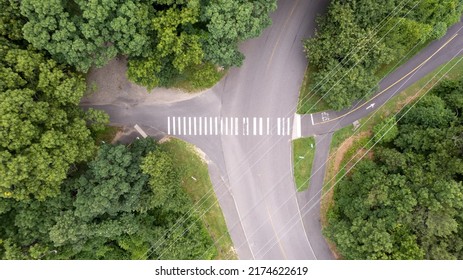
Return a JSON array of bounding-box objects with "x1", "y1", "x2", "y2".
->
[{"x1": 301, "y1": 17, "x2": 463, "y2": 226}]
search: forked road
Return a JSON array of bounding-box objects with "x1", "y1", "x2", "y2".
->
[
  {"x1": 85, "y1": 0, "x2": 332, "y2": 259},
  {"x1": 82, "y1": 0, "x2": 463, "y2": 259},
  {"x1": 300, "y1": 17, "x2": 463, "y2": 237}
]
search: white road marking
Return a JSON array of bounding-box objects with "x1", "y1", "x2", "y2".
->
[
  {"x1": 193, "y1": 117, "x2": 197, "y2": 135},
  {"x1": 287, "y1": 118, "x2": 290, "y2": 136},
  {"x1": 220, "y1": 117, "x2": 223, "y2": 135},
  {"x1": 321, "y1": 112, "x2": 330, "y2": 122},
  {"x1": 253, "y1": 117, "x2": 257, "y2": 135},
  {"x1": 293, "y1": 114, "x2": 301, "y2": 139},
  {"x1": 282, "y1": 118, "x2": 285, "y2": 135},
  {"x1": 246, "y1": 118, "x2": 249, "y2": 135},
  {"x1": 183, "y1": 117, "x2": 186, "y2": 135},
  {"x1": 210, "y1": 117, "x2": 213, "y2": 135},
  {"x1": 134, "y1": 124, "x2": 148, "y2": 138},
  {"x1": 310, "y1": 114, "x2": 314, "y2": 125},
  {"x1": 230, "y1": 117, "x2": 233, "y2": 135},
  {"x1": 169, "y1": 116, "x2": 297, "y2": 137},
  {"x1": 172, "y1": 117, "x2": 176, "y2": 135},
  {"x1": 267, "y1": 117, "x2": 270, "y2": 135},
  {"x1": 199, "y1": 117, "x2": 202, "y2": 135}
]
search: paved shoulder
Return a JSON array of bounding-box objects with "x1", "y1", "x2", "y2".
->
[{"x1": 296, "y1": 133, "x2": 334, "y2": 260}]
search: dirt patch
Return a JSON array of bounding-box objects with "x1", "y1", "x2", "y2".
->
[
  {"x1": 157, "y1": 136, "x2": 172, "y2": 144},
  {"x1": 81, "y1": 56, "x2": 205, "y2": 106},
  {"x1": 192, "y1": 145, "x2": 210, "y2": 165},
  {"x1": 330, "y1": 131, "x2": 371, "y2": 182},
  {"x1": 320, "y1": 131, "x2": 371, "y2": 259}
]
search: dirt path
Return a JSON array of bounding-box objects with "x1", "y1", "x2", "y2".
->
[{"x1": 81, "y1": 56, "x2": 205, "y2": 106}]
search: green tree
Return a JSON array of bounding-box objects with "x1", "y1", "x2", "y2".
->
[
  {"x1": 326, "y1": 79, "x2": 463, "y2": 259},
  {"x1": 20, "y1": 0, "x2": 153, "y2": 71},
  {"x1": 304, "y1": 0, "x2": 463, "y2": 110},
  {"x1": 0, "y1": 0, "x2": 25, "y2": 41},
  {"x1": 0, "y1": 40, "x2": 106, "y2": 201},
  {"x1": 0, "y1": 139, "x2": 216, "y2": 260},
  {"x1": 203, "y1": 0, "x2": 277, "y2": 67}
]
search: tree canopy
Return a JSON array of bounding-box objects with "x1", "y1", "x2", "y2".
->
[
  {"x1": 304, "y1": 0, "x2": 463, "y2": 110},
  {"x1": 326, "y1": 78, "x2": 463, "y2": 259},
  {"x1": 0, "y1": 139, "x2": 216, "y2": 260},
  {"x1": 19, "y1": 0, "x2": 277, "y2": 89},
  {"x1": 0, "y1": 39, "x2": 107, "y2": 201}
]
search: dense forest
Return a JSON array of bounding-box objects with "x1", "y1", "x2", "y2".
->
[
  {"x1": 15, "y1": 0, "x2": 276, "y2": 89},
  {"x1": 0, "y1": 0, "x2": 277, "y2": 259},
  {"x1": 326, "y1": 78, "x2": 463, "y2": 259},
  {"x1": 305, "y1": 0, "x2": 463, "y2": 110}
]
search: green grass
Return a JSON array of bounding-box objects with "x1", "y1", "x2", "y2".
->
[
  {"x1": 297, "y1": 65, "x2": 331, "y2": 114},
  {"x1": 330, "y1": 125, "x2": 354, "y2": 151},
  {"x1": 169, "y1": 64, "x2": 227, "y2": 93},
  {"x1": 292, "y1": 137, "x2": 316, "y2": 192},
  {"x1": 160, "y1": 138, "x2": 237, "y2": 260},
  {"x1": 93, "y1": 125, "x2": 121, "y2": 144}
]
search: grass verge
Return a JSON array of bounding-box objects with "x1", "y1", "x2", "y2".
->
[
  {"x1": 297, "y1": 65, "x2": 331, "y2": 114},
  {"x1": 93, "y1": 125, "x2": 121, "y2": 144},
  {"x1": 320, "y1": 55, "x2": 463, "y2": 258},
  {"x1": 160, "y1": 138, "x2": 237, "y2": 260},
  {"x1": 292, "y1": 137, "x2": 316, "y2": 192},
  {"x1": 170, "y1": 64, "x2": 227, "y2": 93}
]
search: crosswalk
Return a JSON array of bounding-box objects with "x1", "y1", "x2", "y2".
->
[{"x1": 167, "y1": 117, "x2": 292, "y2": 136}]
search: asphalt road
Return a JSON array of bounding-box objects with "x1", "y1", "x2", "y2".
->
[
  {"x1": 82, "y1": 2, "x2": 463, "y2": 261},
  {"x1": 84, "y1": 0, "x2": 333, "y2": 259},
  {"x1": 297, "y1": 18, "x2": 463, "y2": 256},
  {"x1": 304, "y1": 17, "x2": 463, "y2": 136}
]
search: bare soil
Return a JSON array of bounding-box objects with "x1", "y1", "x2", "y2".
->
[
  {"x1": 320, "y1": 131, "x2": 371, "y2": 259},
  {"x1": 82, "y1": 56, "x2": 204, "y2": 106}
]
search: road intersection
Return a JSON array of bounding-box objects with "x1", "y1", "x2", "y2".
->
[{"x1": 82, "y1": 0, "x2": 463, "y2": 260}]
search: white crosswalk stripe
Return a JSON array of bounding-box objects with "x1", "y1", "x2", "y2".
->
[
  {"x1": 281, "y1": 118, "x2": 283, "y2": 136},
  {"x1": 267, "y1": 117, "x2": 270, "y2": 135},
  {"x1": 230, "y1": 117, "x2": 233, "y2": 135},
  {"x1": 167, "y1": 116, "x2": 292, "y2": 137},
  {"x1": 172, "y1": 117, "x2": 176, "y2": 135},
  {"x1": 287, "y1": 118, "x2": 290, "y2": 136},
  {"x1": 220, "y1": 118, "x2": 223, "y2": 135},
  {"x1": 188, "y1": 117, "x2": 191, "y2": 135},
  {"x1": 193, "y1": 117, "x2": 196, "y2": 135},
  {"x1": 183, "y1": 117, "x2": 186, "y2": 135},
  {"x1": 253, "y1": 117, "x2": 257, "y2": 135}
]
